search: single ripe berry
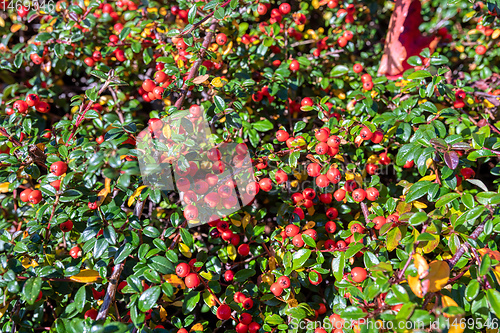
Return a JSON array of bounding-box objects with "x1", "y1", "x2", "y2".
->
[
  {"x1": 234, "y1": 292, "x2": 246, "y2": 303},
  {"x1": 26, "y1": 94, "x2": 40, "y2": 107},
  {"x1": 275, "y1": 170, "x2": 288, "y2": 184},
  {"x1": 315, "y1": 142, "x2": 329, "y2": 155},
  {"x1": 50, "y1": 161, "x2": 68, "y2": 176},
  {"x1": 242, "y1": 298, "x2": 253, "y2": 310},
  {"x1": 256, "y1": 3, "x2": 267, "y2": 15},
  {"x1": 353, "y1": 63, "x2": 363, "y2": 73},
  {"x1": 279, "y1": 3, "x2": 291, "y2": 15},
  {"x1": 327, "y1": 167, "x2": 341, "y2": 184},
  {"x1": 351, "y1": 267, "x2": 367, "y2": 283},
  {"x1": 363, "y1": 81, "x2": 374, "y2": 91},
  {"x1": 20, "y1": 189, "x2": 33, "y2": 203},
  {"x1": 84, "y1": 309, "x2": 98, "y2": 320},
  {"x1": 303, "y1": 228, "x2": 317, "y2": 241},
  {"x1": 154, "y1": 71, "x2": 167, "y2": 83},
  {"x1": 36, "y1": 101, "x2": 50, "y2": 113},
  {"x1": 176, "y1": 262, "x2": 190, "y2": 278},
  {"x1": 270, "y1": 283, "x2": 283, "y2": 296},
  {"x1": 308, "y1": 270, "x2": 323, "y2": 285},
  {"x1": 301, "y1": 97, "x2": 314, "y2": 107},
  {"x1": 69, "y1": 246, "x2": 82, "y2": 259},
  {"x1": 475, "y1": 45, "x2": 487, "y2": 55},
  {"x1": 238, "y1": 244, "x2": 250, "y2": 256},
  {"x1": 13, "y1": 100, "x2": 29, "y2": 114},
  {"x1": 337, "y1": 37, "x2": 347, "y2": 47},
  {"x1": 373, "y1": 216, "x2": 386, "y2": 230},
  {"x1": 387, "y1": 214, "x2": 399, "y2": 225},
  {"x1": 216, "y1": 33, "x2": 227, "y2": 45},
  {"x1": 276, "y1": 130, "x2": 289, "y2": 142},
  {"x1": 307, "y1": 163, "x2": 321, "y2": 177},
  {"x1": 366, "y1": 163, "x2": 378, "y2": 175},
  {"x1": 371, "y1": 130, "x2": 384, "y2": 144},
  {"x1": 352, "y1": 188, "x2": 366, "y2": 202},
  {"x1": 319, "y1": 193, "x2": 332, "y2": 204},
  {"x1": 277, "y1": 276, "x2": 290, "y2": 288},
  {"x1": 325, "y1": 221, "x2": 337, "y2": 233},
  {"x1": 361, "y1": 73, "x2": 372, "y2": 83},
  {"x1": 292, "y1": 234, "x2": 304, "y2": 247},
  {"x1": 142, "y1": 79, "x2": 156, "y2": 92},
  {"x1": 315, "y1": 128, "x2": 329, "y2": 142},
  {"x1": 224, "y1": 270, "x2": 234, "y2": 282},
  {"x1": 240, "y1": 313, "x2": 253, "y2": 325},
  {"x1": 285, "y1": 224, "x2": 299, "y2": 237},
  {"x1": 216, "y1": 304, "x2": 232, "y2": 320},
  {"x1": 366, "y1": 187, "x2": 379, "y2": 201},
  {"x1": 248, "y1": 322, "x2": 260, "y2": 333},
  {"x1": 259, "y1": 178, "x2": 272, "y2": 192},
  {"x1": 289, "y1": 60, "x2": 300, "y2": 71},
  {"x1": 315, "y1": 175, "x2": 329, "y2": 188},
  {"x1": 460, "y1": 167, "x2": 475, "y2": 179},
  {"x1": 327, "y1": 135, "x2": 341, "y2": 147},
  {"x1": 28, "y1": 190, "x2": 42, "y2": 204},
  {"x1": 84, "y1": 57, "x2": 95, "y2": 67},
  {"x1": 359, "y1": 126, "x2": 373, "y2": 140},
  {"x1": 184, "y1": 273, "x2": 200, "y2": 288},
  {"x1": 326, "y1": 207, "x2": 338, "y2": 219},
  {"x1": 59, "y1": 220, "x2": 73, "y2": 232}
]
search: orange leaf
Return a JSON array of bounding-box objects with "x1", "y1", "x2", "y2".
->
[
  {"x1": 425, "y1": 260, "x2": 449, "y2": 293},
  {"x1": 69, "y1": 269, "x2": 102, "y2": 283}
]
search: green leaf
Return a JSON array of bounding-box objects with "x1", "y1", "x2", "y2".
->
[
  {"x1": 214, "y1": 95, "x2": 225, "y2": 111},
  {"x1": 59, "y1": 189, "x2": 82, "y2": 202},
  {"x1": 148, "y1": 256, "x2": 174, "y2": 275},
  {"x1": 479, "y1": 253, "x2": 491, "y2": 276},
  {"x1": 182, "y1": 290, "x2": 200, "y2": 314},
  {"x1": 119, "y1": 27, "x2": 131, "y2": 41},
  {"x1": 435, "y1": 193, "x2": 460, "y2": 208},
  {"x1": 85, "y1": 87, "x2": 98, "y2": 102},
  {"x1": 330, "y1": 65, "x2": 349, "y2": 77},
  {"x1": 234, "y1": 269, "x2": 256, "y2": 282},
  {"x1": 187, "y1": 5, "x2": 197, "y2": 24},
  {"x1": 292, "y1": 249, "x2": 311, "y2": 270},
  {"x1": 408, "y1": 212, "x2": 427, "y2": 226},
  {"x1": 486, "y1": 289, "x2": 500, "y2": 318},
  {"x1": 253, "y1": 119, "x2": 274, "y2": 132},
  {"x1": 331, "y1": 252, "x2": 345, "y2": 281},
  {"x1": 408, "y1": 70, "x2": 432, "y2": 80},
  {"x1": 74, "y1": 286, "x2": 86, "y2": 313},
  {"x1": 465, "y1": 279, "x2": 480, "y2": 301},
  {"x1": 138, "y1": 286, "x2": 161, "y2": 312},
  {"x1": 405, "y1": 181, "x2": 432, "y2": 203},
  {"x1": 23, "y1": 277, "x2": 42, "y2": 305},
  {"x1": 301, "y1": 234, "x2": 316, "y2": 248}
]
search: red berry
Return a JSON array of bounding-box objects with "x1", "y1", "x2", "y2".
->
[
  {"x1": 334, "y1": 189, "x2": 346, "y2": 201},
  {"x1": 236, "y1": 323, "x2": 249, "y2": 333},
  {"x1": 475, "y1": 45, "x2": 487, "y2": 55},
  {"x1": 242, "y1": 298, "x2": 253, "y2": 310},
  {"x1": 13, "y1": 100, "x2": 29, "y2": 114},
  {"x1": 371, "y1": 130, "x2": 384, "y2": 144},
  {"x1": 351, "y1": 267, "x2": 367, "y2": 283},
  {"x1": 292, "y1": 234, "x2": 304, "y2": 247},
  {"x1": 277, "y1": 276, "x2": 290, "y2": 288},
  {"x1": 326, "y1": 207, "x2": 338, "y2": 219},
  {"x1": 248, "y1": 322, "x2": 260, "y2": 333},
  {"x1": 289, "y1": 60, "x2": 300, "y2": 71},
  {"x1": 259, "y1": 178, "x2": 272, "y2": 192},
  {"x1": 216, "y1": 33, "x2": 227, "y2": 45},
  {"x1": 176, "y1": 263, "x2": 190, "y2": 278},
  {"x1": 373, "y1": 216, "x2": 386, "y2": 230},
  {"x1": 238, "y1": 244, "x2": 250, "y2": 256},
  {"x1": 359, "y1": 126, "x2": 373, "y2": 140},
  {"x1": 279, "y1": 3, "x2": 291, "y2": 14},
  {"x1": 285, "y1": 224, "x2": 300, "y2": 237},
  {"x1": 84, "y1": 57, "x2": 95, "y2": 67},
  {"x1": 366, "y1": 187, "x2": 379, "y2": 201},
  {"x1": 50, "y1": 161, "x2": 68, "y2": 176},
  {"x1": 307, "y1": 163, "x2": 322, "y2": 177},
  {"x1": 26, "y1": 94, "x2": 40, "y2": 107},
  {"x1": 142, "y1": 79, "x2": 156, "y2": 92},
  {"x1": 303, "y1": 228, "x2": 318, "y2": 241},
  {"x1": 363, "y1": 81, "x2": 374, "y2": 91},
  {"x1": 366, "y1": 163, "x2": 378, "y2": 175},
  {"x1": 352, "y1": 188, "x2": 366, "y2": 202},
  {"x1": 325, "y1": 221, "x2": 337, "y2": 233},
  {"x1": 256, "y1": 3, "x2": 267, "y2": 15},
  {"x1": 185, "y1": 273, "x2": 200, "y2": 288},
  {"x1": 28, "y1": 190, "x2": 42, "y2": 204},
  {"x1": 337, "y1": 37, "x2": 347, "y2": 47},
  {"x1": 301, "y1": 97, "x2": 314, "y2": 107},
  {"x1": 276, "y1": 130, "x2": 289, "y2": 142},
  {"x1": 234, "y1": 292, "x2": 246, "y2": 303},
  {"x1": 319, "y1": 193, "x2": 332, "y2": 204},
  {"x1": 308, "y1": 270, "x2": 322, "y2": 285},
  {"x1": 315, "y1": 175, "x2": 330, "y2": 188},
  {"x1": 353, "y1": 63, "x2": 363, "y2": 73},
  {"x1": 387, "y1": 214, "x2": 399, "y2": 225},
  {"x1": 59, "y1": 220, "x2": 73, "y2": 232},
  {"x1": 303, "y1": 188, "x2": 316, "y2": 200},
  {"x1": 240, "y1": 313, "x2": 253, "y2": 325},
  {"x1": 315, "y1": 142, "x2": 329, "y2": 155},
  {"x1": 69, "y1": 246, "x2": 81, "y2": 259},
  {"x1": 460, "y1": 167, "x2": 475, "y2": 179},
  {"x1": 379, "y1": 152, "x2": 391, "y2": 165},
  {"x1": 275, "y1": 170, "x2": 288, "y2": 184},
  {"x1": 327, "y1": 135, "x2": 341, "y2": 147},
  {"x1": 270, "y1": 283, "x2": 283, "y2": 296},
  {"x1": 20, "y1": 189, "x2": 32, "y2": 203},
  {"x1": 315, "y1": 128, "x2": 329, "y2": 142},
  {"x1": 216, "y1": 304, "x2": 232, "y2": 320},
  {"x1": 84, "y1": 309, "x2": 98, "y2": 320},
  {"x1": 327, "y1": 167, "x2": 341, "y2": 184}
]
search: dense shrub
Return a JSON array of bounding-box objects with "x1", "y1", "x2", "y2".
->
[{"x1": 1, "y1": 0, "x2": 500, "y2": 332}]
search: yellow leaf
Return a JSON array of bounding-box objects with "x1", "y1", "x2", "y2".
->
[
  {"x1": 179, "y1": 243, "x2": 192, "y2": 258},
  {"x1": 334, "y1": 154, "x2": 344, "y2": 162},
  {"x1": 199, "y1": 271, "x2": 213, "y2": 280},
  {"x1": 211, "y1": 77, "x2": 228, "y2": 88},
  {"x1": 0, "y1": 301, "x2": 10, "y2": 319},
  {"x1": 413, "y1": 254, "x2": 429, "y2": 279},
  {"x1": 227, "y1": 244, "x2": 237, "y2": 261},
  {"x1": 128, "y1": 185, "x2": 148, "y2": 207},
  {"x1": 419, "y1": 174, "x2": 436, "y2": 182},
  {"x1": 172, "y1": 301, "x2": 183, "y2": 307},
  {"x1": 303, "y1": 221, "x2": 315, "y2": 230},
  {"x1": 287, "y1": 298, "x2": 299, "y2": 307},
  {"x1": 11, "y1": 24, "x2": 22, "y2": 33},
  {"x1": 307, "y1": 206, "x2": 315, "y2": 216},
  {"x1": 202, "y1": 290, "x2": 217, "y2": 307},
  {"x1": 69, "y1": 269, "x2": 102, "y2": 283},
  {"x1": 231, "y1": 219, "x2": 241, "y2": 227},
  {"x1": 190, "y1": 323, "x2": 204, "y2": 332},
  {"x1": 21, "y1": 257, "x2": 39, "y2": 269},
  {"x1": 413, "y1": 201, "x2": 427, "y2": 209},
  {"x1": 164, "y1": 274, "x2": 185, "y2": 289},
  {"x1": 242, "y1": 213, "x2": 251, "y2": 230},
  {"x1": 221, "y1": 40, "x2": 233, "y2": 55},
  {"x1": 261, "y1": 272, "x2": 274, "y2": 285},
  {"x1": 269, "y1": 256, "x2": 276, "y2": 271},
  {"x1": 441, "y1": 295, "x2": 458, "y2": 308},
  {"x1": 0, "y1": 182, "x2": 10, "y2": 193},
  {"x1": 0, "y1": 17, "x2": 4, "y2": 28},
  {"x1": 408, "y1": 274, "x2": 424, "y2": 298},
  {"x1": 425, "y1": 260, "x2": 449, "y2": 292},
  {"x1": 159, "y1": 306, "x2": 168, "y2": 321}
]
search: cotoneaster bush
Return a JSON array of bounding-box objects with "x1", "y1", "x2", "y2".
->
[{"x1": 1, "y1": 0, "x2": 500, "y2": 332}]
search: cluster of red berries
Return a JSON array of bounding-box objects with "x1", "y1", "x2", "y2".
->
[
  {"x1": 454, "y1": 89, "x2": 467, "y2": 108},
  {"x1": 9, "y1": 93, "x2": 50, "y2": 115},
  {"x1": 208, "y1": 219, "x2": 251, "y2": 256}
]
